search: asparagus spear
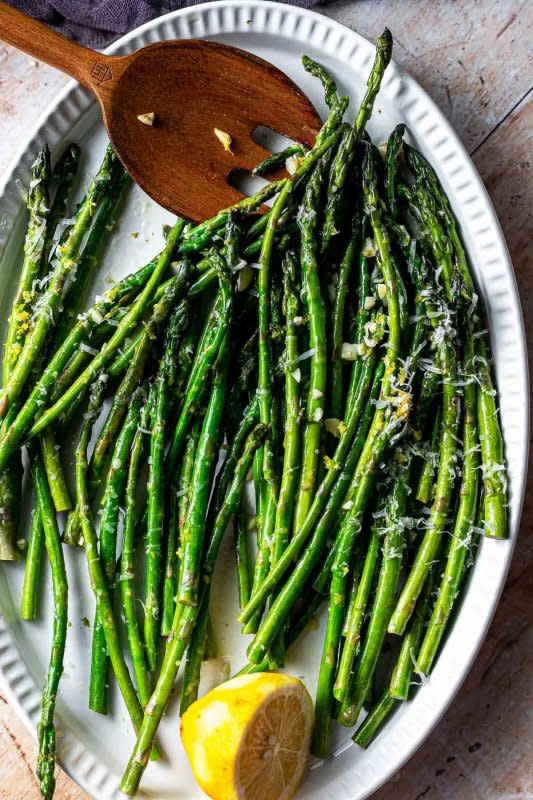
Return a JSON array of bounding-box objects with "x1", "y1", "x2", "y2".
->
[
  {"x1": 0, "y1": 440, "x2": 22, "y2": 561},
  {"x1": 334, "y1": 526, "x2": 380, "y2": 705},
  {"x1": 476, "y1": 334, "x2": 507, "y2": 538},
  {"x1": 120, "y1": 392, "x2": 152, "y2": 707},
  {"x1": 20, "y1": 507, "x2": 44, "y2": 620},
  {"x1": 0, "y1": 145, "x2": 120, "y2": 417},
  {"x1": 26, "y1": 217, "x2": 187, "y2": 438},
  {"x1": 244, "y1": 180, "x2": 291, "y2": 631},
  {"x1": 178, "y1": 324, "x2": 232, "y2": 607},
  {"x1": 120, "y1": 422, "x2": 266, "y2": 795},
  {"x1": 334, "y1": 456, "x2": 412, "y2": 735},
  {"x1": 0, "y1": 147, "x2": 52, "y2": 560},
  {"x1": 41, "y1": 143, "x2": 81, "y2": 270},
  {"x1": 3, "y1": 145, "x2": 52, "y2": 380},
  {"x1": 245, "y1": 143, "x2": 405, "y2": 665},
  {"x1": 384, "y1": 123, "x2": 406, "y2": 220},
  {"x1": 75, "y1": 378, "x2": 157, "y2": 749},
  {"x1": 330, "y1": 210, "x2": 359, "y2": 419},
  {"x1": 89, "y1": 267, "x2": 190, "y2": 495},
  {"x1": 344, "y1": 221, "x2": 371, "y2": 413},
  {"x1": 353, "y1": 576, "x2": 432, "y2": 747},
  {"x1": 51, "y1": 165, "x2": 130, "y2": 348},
  {"x1": 321, "y1": 29, "x2": 393, "y2": 255},
  {"x1": 215, "y1": 396, "x2": 259, "y2": 513},
  {"x1": 166, "y1": 261, "x2": 232, "y2": 475},
  {"x1": 252, "y1": 144, "x2": 307, "y2": 177},
  {"x1": 180, "y1": 598, "x2": 210, "y2": 715},
  {"x1": 144, "y1": 302, "x2": 189, "y2": 670},
  {"x1": 352, "y1": 691, "x2": 396, "y2": 749},
  {"x1": 89, "y1": 386, "x2": 144, "y2": 713},
  {"x1": 161, "y1": 419, "x2": 201, "y2": 636},
  {"x1": 28, "y1": 441, "x2": 68, "y2": 800},
  {"x1": 292, "y1": 155, "x2": 330, "y2": 533},
  {"x1": 416, "y1": 326, "x2": 480, "y2": 672},
  {"x1": 272, "y1": 252, "x2": 302, "y2": 564},
  {"x1": 302, "y1": 55, "x2": 339, "y2": 109},
  {"x1": 239, "y1": 354, "x2": 383, "y2": 627},
  {"x1": 39, "y1": 429, "x2": 71, "y2": 513},
  {"x1": 415, "y1": 406, "x2": 442, "y2": 504},
  {"x1": 235, "y1": 502, "x2": 253, "y2": 610},
  {"x1": 388, "y1": 241, "x2": 461, "y2": 636}
]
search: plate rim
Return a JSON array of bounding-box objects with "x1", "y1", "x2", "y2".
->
[{"x1": 0, "y1": 2, "x2": 528, "y2": 799}]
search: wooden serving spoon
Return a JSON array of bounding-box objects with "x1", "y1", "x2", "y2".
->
[{"x1": 0, "y1": 2, "x2": 321, "y2": 221}]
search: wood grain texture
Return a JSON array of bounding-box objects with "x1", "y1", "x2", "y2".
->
[
  {"x1": 0, "y1": 690, "x2": 86, "y2": 799},
  {"x1": 0, "y1": 4, "x2": 322, "y2": 220},
  {"x1": 0, "y1": 1, "x2": 531, "y2": 798},
  {"x1": 325, "y1": 0, "x2": 533, "y2": 152}
]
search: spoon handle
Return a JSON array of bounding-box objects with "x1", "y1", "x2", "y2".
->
[{"x1": 0, "y1": 2, "x2": 114, "y2": 92}]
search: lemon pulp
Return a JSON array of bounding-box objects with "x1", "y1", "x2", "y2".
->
[{"x1": 180, "y1": 672, "x2": 314, "y2": 800}]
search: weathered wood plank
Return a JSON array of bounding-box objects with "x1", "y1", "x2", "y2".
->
[
  {"x1": 324, "y1": 0, "x2": 533, "y2": 152},
  {"x1": 0, "y1": 45, "x2": 66, "y2": 174},
  {"x1": 0, "y1": 690, "x2": 87, "y2": 799}
]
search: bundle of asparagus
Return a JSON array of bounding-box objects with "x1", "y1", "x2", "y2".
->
[{"x1": 0, "y1": 28, "x2": 507, "y2": 800}]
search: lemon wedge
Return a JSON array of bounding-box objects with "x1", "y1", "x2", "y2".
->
[{"x1": 180, "y1": 672, "x2": 314, "y2": 800}]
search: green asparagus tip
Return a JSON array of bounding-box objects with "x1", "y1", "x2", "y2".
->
[
  {"x1": 59, "y1": 142, "x2": 81, "y2": 166},
  {"x1": 377, "y1": 28, "x2": 393, "y2": 67},
  {"x1": 34, "y1": 143, "x2": 51, "y2": 173},
  {"x1": 380, "y1": 28, "x2": 393, "y2": 49}
]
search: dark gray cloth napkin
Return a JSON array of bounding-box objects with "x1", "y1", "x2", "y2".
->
[{"x1": 8, "y1": 1, "x2": 326, "y2": 48}]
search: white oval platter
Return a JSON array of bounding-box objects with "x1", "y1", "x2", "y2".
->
[{"x1": 0, "y1": 2, "x2": 528, "y2": 799}]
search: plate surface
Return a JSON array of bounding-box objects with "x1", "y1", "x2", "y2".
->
[{"x1": 0, "y1": 3, "x2": 528, "y2": 799}]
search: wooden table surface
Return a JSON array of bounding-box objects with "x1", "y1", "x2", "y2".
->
[{"x1": 0, "y1": 1, "x2": 531, "y2": 798}]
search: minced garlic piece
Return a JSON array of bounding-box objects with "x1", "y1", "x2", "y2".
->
[
  {"x1": 377, "y1": 141, "x2": 388, "y2": 160},
  {"x1": 313, "y1": 408, "x2": 324, "y2": 423},
  {"x1": 325, "y1": 418, "x2": 342, "y2": 437},
  {"x1": 363, "y1": 237, "x2": 376, "y2": 258},
  {"x1": 237, "y1": 266, "x2": 254, "y2": 292},
  {"x1": 137, "y1": 112, "x2": 155, "y2": 126},
  {"x1": 285, "y1": 154, "x2": 305, "y2": 175},
  {"x1": 341, "y1": 342, "x2": 359, "y2": 361},
  {"x1": 214, "y1": 127, "x2": 233, "y2": 153}
]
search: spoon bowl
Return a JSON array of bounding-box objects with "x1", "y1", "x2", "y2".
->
[{"x1": 0, "y1": 2, "x2": 322, "y2": 221}]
